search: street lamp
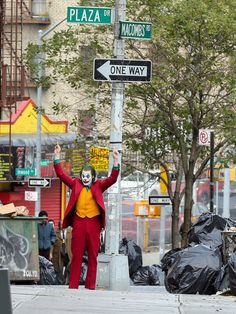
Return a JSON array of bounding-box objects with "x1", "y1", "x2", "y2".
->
[{"x1": 35, "y1": 18, "x2": 66, "y2": 217}]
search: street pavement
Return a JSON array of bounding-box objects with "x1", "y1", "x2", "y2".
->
[
  {"x1": 7, "y1": 251, "x2": 236, "y2": 314},
  {"x1": 11, "y1": 284, "x2": 236, "y2": 314}
]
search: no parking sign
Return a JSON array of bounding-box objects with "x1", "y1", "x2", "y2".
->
[{"x1": 199, "y1": 129, "x2": 211, "y2": 146}]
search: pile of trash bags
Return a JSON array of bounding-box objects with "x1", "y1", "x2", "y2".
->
[
  {"x1": 162, "y1": 212, "x2": 236, "y2": 295},
  {"x1": 119, "y1": 238, "x2": 164, "y2": 286},
  {"x1": 37, "y1": 212, "x2": 236, "y2": 293},
  {"x1": 38, "y1": 256, "x2": 59, "y2": 285}
]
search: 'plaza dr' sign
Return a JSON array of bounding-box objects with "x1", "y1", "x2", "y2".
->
[{"x1": 67, "y1": 6, "x2": 112, "y2": 24}]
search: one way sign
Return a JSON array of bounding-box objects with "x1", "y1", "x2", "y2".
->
[
  {"x1": 93, "y1": 59, "x2": 152, "y2": 82},
  {"x1": 28, "y1": 178, "x2": 51, "y2": 188}
]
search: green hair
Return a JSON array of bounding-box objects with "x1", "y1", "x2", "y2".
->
[{"x1": 79, "y1": 164, "x2": 97, "y2": 183}]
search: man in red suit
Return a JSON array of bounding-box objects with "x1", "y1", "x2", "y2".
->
[{"x1": 54, "y1": 144, "x2": 120, "y2": 289}]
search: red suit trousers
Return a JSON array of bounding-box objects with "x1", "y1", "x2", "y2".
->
[{"x1": 69, "y1": 215, "x2": 101, "y2": 289}]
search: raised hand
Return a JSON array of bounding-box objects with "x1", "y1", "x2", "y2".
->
[
  {"x1": 54, "y1": 143, "x2": 61, "y2": 158},
  {"x1": 112, "y1": 148, "x2": 119, "y2": 166}
]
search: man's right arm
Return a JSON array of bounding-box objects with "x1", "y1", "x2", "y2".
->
[{"x1": 53, "y1": 144, "x2": 74, "y2": 188}]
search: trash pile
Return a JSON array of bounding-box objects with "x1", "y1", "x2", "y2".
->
[
  {"x1": 0, "y1": 202, "x2": 29, "y2": 217},
  {"x1": 37, "y1": 212, "x2": 236, "y2": 292},
  {"x1": 162, "y1": 212, "x2": 236, "y2": 295},
  {"x1": 38, "y1": 256, "x2": 59, "y2": 285},
  {"x1": 119, "y1": 238, "x2": 164, "y2": 286}
]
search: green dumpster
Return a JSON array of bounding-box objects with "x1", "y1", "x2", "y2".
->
[{"x1": 0, "y1": 217, "x2": 43, "y2": 282}]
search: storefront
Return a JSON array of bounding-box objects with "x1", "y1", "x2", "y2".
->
[{"x1": 0, "y1": 99, "x2": 79, "y2": 227}]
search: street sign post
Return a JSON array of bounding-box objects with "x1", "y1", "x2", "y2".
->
[
  {"x1": 119, "y1": 21, "x2": 152, "y2": 39},
  {"x1": 67, "y1": 6, "x2": 112, "y2": 24},
  {"x1": 93, "y1": 59, "x2": 152, "y2": 82},
  {"x1": 149, "y1": 196, "x2": 171, "y2": 206},
  {"x1": 28, "y1": 178, "x2": 51, "y2": 188}
]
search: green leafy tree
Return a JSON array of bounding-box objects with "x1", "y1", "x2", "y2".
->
[{"x1": 24, "y1": 0, "x2": 236, "y2": 248}]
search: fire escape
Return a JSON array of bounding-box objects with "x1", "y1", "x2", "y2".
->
[
  {"x1": 0, "y1": 0, "x2": 49, "y2": 181},
  {"x1": 0, "y1": 0, "x2": 33, "y2": 118}
]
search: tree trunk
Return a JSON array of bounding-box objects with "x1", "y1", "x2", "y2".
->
[
  {"x1": 181, "y1": 176, "x2": 194, "y2": 247},
  {"x1": 171, "y1": 198, "x2": 181, "y2": 248}
]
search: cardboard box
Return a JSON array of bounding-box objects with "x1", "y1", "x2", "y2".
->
[{"x1": 0, "y1": 203, "x2": 16, "y2": 216}]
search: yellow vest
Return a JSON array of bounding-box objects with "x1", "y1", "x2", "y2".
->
[{"x1": 76, "y1": 187, "x2": 101, "y2": 218}]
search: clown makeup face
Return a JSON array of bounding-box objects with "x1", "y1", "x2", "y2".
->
[{"x1": 81, "y1": 170, "x2": 92, "y2": 186}]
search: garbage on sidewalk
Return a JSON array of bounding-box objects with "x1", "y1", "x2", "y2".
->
[
  {"x1": 163, "y1": 243, "x2": 222, "y2": 294},
  {"x1": 187, "y1": 212, "x2": 236, "y2": 249},
  {"x1": 228, "y1": 252, "x2": 236, "y2": 295},
  {"x1": 119, "y1": 238, "x2": 164, "y2": 286},
  {"x1": 131, "y1": 264, "x2": 164, "y2": 286},
  {"x1": 119, "y1": 238, "x2": 143, "y2": 277},
  {"x1": 38, "y1": 256, "x2": 59, "y2": 285},
  {"x1": 162, "y1": 212, "x2": 236, "y2": 295},
  {"x1": 0, "y1": 202, "x2": 29, "y2": 217}
]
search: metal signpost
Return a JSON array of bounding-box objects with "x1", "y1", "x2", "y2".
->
[
  {"x1": 65, "y1": 1, "x2": 153, "y2": 291},
  {"x1": 149, "y1": 194, "x2": 170, "y2": 261},
  {"x1": 93, "y1": 58, "x2": 152, "y2": 82},
  {"x1": 35, "y1": 17, "x2": 66, "y2": 217},
  {"x1": 119, "y1": 21, "x2": 152, "y2": 39},
  {"x1": 67, "y1": 6, "x2": 112, "y2": 24},
  {"x1": 95, "y1": 0, "x2": 130, "y2": 291},
  {"x1": 28, "y1": 178, "x2": 51, "y2": 188}
]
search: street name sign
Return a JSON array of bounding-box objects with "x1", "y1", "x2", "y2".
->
[
  {"x1": 149, "y1": 196, "x2": 172, "y2": 206},
  {"x1": 119, "y1": 21, "x2": 152, "y2": 40},
  {"x1": 93, "y1": 59, "x2": 152, "y2": 82},
  {"x1": 15, "y1": 168, "x2": 36, "y2": 176},
  {"x1": 28, "y1": 178, "x2": 51, "y2": 188},
  {"x1": 67, "y1": 6, "x2": 112, "y2": 24},
  {"x1": 40, "y1": 159, "x2": 50, "y2": 166}
]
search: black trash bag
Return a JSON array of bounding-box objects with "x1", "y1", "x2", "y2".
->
[
  {"x1": 38, "y1": 256, "x2": 59, "y2": 285},
  {"x1": 187, "y1": 213, "x2": 231, "y2": 249},
  {"x1": 64, "y1": 255, "x2": 88, "y2": 285},
  {"x1": 79, "y1": 262, "x2": 88, "y2": 285},
  {"x1": 131, "y1": 264, "x2": 163, "y2": 286},
  {"x1": 228, "y1": 252, "x2": 236, "y2": 295},
  {"x1": 165, "y1": 244, "x2": 222, "y2": 294},
  {"x1": 119, "y1": 238, "x2": 142, "y2": 276},
  {"x1": 161, "y1": 248, "x2": 182, "y2": 275},
  {"x1": 214, "y1": 264, "x2": 230, "y2": 292}
]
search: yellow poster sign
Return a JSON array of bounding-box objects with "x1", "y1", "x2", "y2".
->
[{"x1": 90, "y1": 147, "x2": 109, "y2": 172}]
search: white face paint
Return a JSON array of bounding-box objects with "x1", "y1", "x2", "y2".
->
[{"x1": 81, "y1": 170, "x2": 92, "y2": 186}]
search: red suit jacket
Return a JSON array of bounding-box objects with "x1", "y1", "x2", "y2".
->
[{"x1": 54, "y1": 162, "x2": 120, "y2": 229}]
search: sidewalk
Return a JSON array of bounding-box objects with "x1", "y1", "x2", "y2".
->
[{"x1": 11, "y1": 285, "x2": 236, "y2": 314}]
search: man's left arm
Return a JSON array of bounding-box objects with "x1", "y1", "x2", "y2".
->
[{"x1": 100, "y1": 149, "x2": 120, "y2": 191}]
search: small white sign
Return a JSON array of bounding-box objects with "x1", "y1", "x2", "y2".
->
[
  {"x1": 149, "y1": 196, "x2": 171, "y2": 205},
  {"x1": 25, "y1": 191, "x2": 38, "y2": 201},
  {"x1": 199, "y1": 129, "x2": 211, "y2": 146}
]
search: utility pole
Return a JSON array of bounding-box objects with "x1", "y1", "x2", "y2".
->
[
  {"x1": 209, "y1": 131, "x2": 214, "y2": 213},
  {"x1": 96, "y1": 0, "x2": 130, "y2": 291},
  {"x1": 35, "y1": 18, "x2": 66, "y2": 217}
]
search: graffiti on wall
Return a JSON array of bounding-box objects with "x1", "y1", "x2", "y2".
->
[{"x1": 0, "y1": 223, "x2": 29, "y2": 270}]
